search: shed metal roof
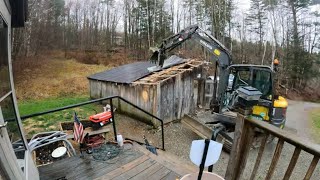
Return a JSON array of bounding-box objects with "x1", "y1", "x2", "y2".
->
[{"x1": 87, "y1": 55, "x2": 186, "y2": 84}]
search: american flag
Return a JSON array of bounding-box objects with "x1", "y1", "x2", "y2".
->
[{"x1": 73, "y1": 112, "x2": 84, "y2": 143}]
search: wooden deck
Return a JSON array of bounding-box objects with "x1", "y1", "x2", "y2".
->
[{"x1": 38, "y1": 143, "x2": 197, "y2": 180}]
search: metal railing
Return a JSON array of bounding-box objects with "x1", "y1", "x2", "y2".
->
[
  {"x1": 225, "y1": 114, "x2": 320, "y2": 180},
  {"x1": 20, "y1": 95, "x2": 165, "y2": 150}
]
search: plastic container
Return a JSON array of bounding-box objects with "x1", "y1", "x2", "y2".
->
[{"x1": 117, "y1": 134, "x2": 124, "y2": 147}]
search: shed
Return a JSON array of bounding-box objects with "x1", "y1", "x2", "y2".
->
[{"x1": 88, "y1": 55, "x2": 205, "y2": 126}]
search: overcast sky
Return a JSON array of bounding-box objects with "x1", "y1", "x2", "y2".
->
[
  {"x1": 114, "y1": 0, "x2": 319, "y2": 35},
  {"x1": 234, "y1": 0, "x2": 319, "y2": 12}
]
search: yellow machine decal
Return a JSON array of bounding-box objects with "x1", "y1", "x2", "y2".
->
[
  {"x1": 214, "y1": 49, "x2": 221, "y2": 56},
  {"x1": 252, "y1": 105, "x2": 270, "y2": 121},
  {"x1": 274, "y1": 96, "x2": 288, "y2": 108}
]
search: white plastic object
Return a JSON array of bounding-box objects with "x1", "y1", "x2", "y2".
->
[
  {"x1": 117, "y1": 134, "x2": 124, "y2": 146},
  {"x1": 52, "y1": 147, "x2": 67, "y2": 158},
  {"x1": 189, "y1": 140, "x2": 223, "y2": 167},
  {"x1": 105, "y1": 104, "x2": 111, "y2": 111},
  {"x1": 181, "y1": 172, "x2": 225, "y2": 180}
]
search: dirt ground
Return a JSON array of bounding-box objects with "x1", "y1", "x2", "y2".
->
[
  {"x1": 106, "y1": 101, "x2": 315, "y2": 179},
  {"x1": 111, "y1": 100, "x2": 320, "y2": 179}
]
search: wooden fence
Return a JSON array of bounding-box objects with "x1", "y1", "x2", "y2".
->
[{"x1": 225, "y1": 114, "x2": 320, "y2": 180}]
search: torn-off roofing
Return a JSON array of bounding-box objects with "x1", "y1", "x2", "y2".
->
[{"x1": 87, "y1": 55, "x2": 187, "y2": 84}]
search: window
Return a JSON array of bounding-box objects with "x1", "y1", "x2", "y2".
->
[
  {"x1": 0, "y1": 16, "x2": 26, "y2": 160},
  {"x1": 1, "y1": 95, "x2": 26, "y2": 159},
  {"x1": 233, "y1": 70, "x2": 250, "y2": 89},
  {"x1": 232, "y1": 68, "x2": 272, "y2": 100},
  {"x1": 252, "y1": 70, "x2": 272, "y2": 99},
  {"x1": 0, "y1": 17, "x2": 10, "y2": 97}
]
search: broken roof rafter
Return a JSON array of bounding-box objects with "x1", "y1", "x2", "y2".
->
[{"x1": 133, "y1": 59, "x2": 204, "y2": 85}]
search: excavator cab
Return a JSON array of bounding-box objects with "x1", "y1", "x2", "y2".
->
[{"x1": 223, "y1": 65, "x2": 288, "y2": 129}]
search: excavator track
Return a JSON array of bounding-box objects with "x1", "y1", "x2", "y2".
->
[{"x1": 182, "y1": 114, "x2": 274, "y2": 153}]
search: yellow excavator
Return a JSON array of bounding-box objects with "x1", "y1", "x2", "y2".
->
[{"x1": 149, "y1": 25, "x2": 288, "y2": 150}]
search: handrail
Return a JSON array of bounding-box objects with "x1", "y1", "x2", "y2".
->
[
  {"x1": 20, "y1": 95, "x2": 165, "y2": 150},
  {"x1": 246, "y1": 117, "x2": 320, "y2": 157},
  {"x1": 225, "y1": 114, "x2": 320, "y2": 180},
  {"x1": 20, "y1": 95, "x2": 119, "y2": 119}
]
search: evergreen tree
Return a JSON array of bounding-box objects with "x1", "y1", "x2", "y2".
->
[{"x1": 245, "y1": 0, "x2": 268, "y2": 59}]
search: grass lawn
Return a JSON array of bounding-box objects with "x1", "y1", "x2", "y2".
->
[
  {"x1": 18, "y1": 96, "x2": 105, "y2": 138},
  {"x1": 310, "y1": 109, "x2": 320, "y2": 143},
  {"x1": 14, "y1": 57, "x2": 108, "y2": 100}
]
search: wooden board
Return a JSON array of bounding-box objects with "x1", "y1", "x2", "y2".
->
[
  {"x1": 39, "y1": 142, "x2": 196, "y2": 180},
  {"x1": 39, "y1": 148, "x2": 144, "y2": 180}
]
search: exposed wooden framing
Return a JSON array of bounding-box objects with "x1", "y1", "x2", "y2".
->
[
  {"x1": 283, "y1": 147, "x2": 301, "y2": 180},
  {"x1": 134, "y1": 59, "x2": 203, "y2": 85},
  {"x1": 249, "y1": 133, "x2": 269, "y2": 180},
  {"x1": 185, "y1": 63, "x2": 198, "y2": 67},
  {"x1": 131, "y1": 82, "x2": 159, "y2": 85},
  {"x1": 182, "y1": 115, "x2": 212, "y2": 139}
]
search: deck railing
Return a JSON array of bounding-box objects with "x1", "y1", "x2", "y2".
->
[
  {"x1": 225, "y1": 114, "x2": 320, "y2": 180},
  {"x1": 20, "y1": 95, "x2": 165, "y2": 151}
]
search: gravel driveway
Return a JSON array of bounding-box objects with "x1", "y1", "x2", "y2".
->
[
  {"x1": 285, "y1": 100, "x2": 320, "y2": 143},
  {"x1": 160, "y1": 100, "x2": 320, "y2": 179},
  {"x1": 117, "y1": 100, "x2": 320, "y2": 179}
]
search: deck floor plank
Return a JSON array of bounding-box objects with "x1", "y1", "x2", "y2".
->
[
  {"x1": 161, "y1": 171, "x2": 180, "y2": 180},
  {"x1": 38, "y1": 156, "x2": 82, "y2": 174},
  {"x1": 94, "y1": 155, "x2": 150, "y2": 180},
  {"x1": 73, "y1": 151, "x2": 143, "y2": 180},
  {"x1": 39, "y1": 149, "x2": 143, "y2": 180},
  {"x1": 112, "y1": 158, "x2": 157, "y2": 180},
  {"x1": 38, "y1": 143, "x2": 197, "y2": 180},
  {"x1": 147, "y1": 166, "x2": 171, "y2": 180},
  {"x1": 128, "y1": 161, "x2": 164, "y2": 180}
]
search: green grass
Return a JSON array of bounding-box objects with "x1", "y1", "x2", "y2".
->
[
  {"x1": 310, "y1": 109, "x2": 320, "y2": 143},
  {"x1": 18, "y1": 96, "x2": 90, "y2": 116},
  {"x1": 311, "y1": 109, "x2": 320, "y2": 129},
  {"x1": 18, "y1": 96, "x2": 104, "y2": 137}
]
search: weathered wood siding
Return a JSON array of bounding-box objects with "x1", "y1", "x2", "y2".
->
[
  {"x1": 204, "y1": 79, "x2": 214, "y2": 109},
  {"x1": 89, "y1": 66, "x2": 204, "y2": 125},
  {"x1": 90, "y1": 80, "x2": 158, "y2": 126},
  {"x1": 158, "y1": 70, "x2": 197, "y2": 123}
]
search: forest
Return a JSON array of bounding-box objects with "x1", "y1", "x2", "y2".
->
[{"x1": 11, "y1": 0, "x2": 320, "y2": 100}]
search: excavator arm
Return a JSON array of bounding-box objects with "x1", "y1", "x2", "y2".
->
[
  {"x1": 150, "y1": 25, "x2": 232, "y2": 69},
  {"x1": 150, "y1": 25, "x2": 232, "y2": 112}
]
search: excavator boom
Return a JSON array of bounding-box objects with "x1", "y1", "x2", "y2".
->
[
  {"x1": 150, "y1": 25, "x2": 232, "y2": 69},
  {"x1": 150, "y1": 25, "x2": 233, "y2": 112}
]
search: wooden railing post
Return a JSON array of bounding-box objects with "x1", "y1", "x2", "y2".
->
[
  {"x1": 265, "y1": 138, "x2": 284, "y2": 180},
  {"x1": 225, "y1": 114, "x2": 254, "y2": 180},
  {"x1": 304, "y1": 156, "x2": 319, "y2": 180},
  {"x1": 224, "y1": 113, "x2": 320, "y2": 180},
  {"x1": 283, "y1": 147, "x2": 301, "y2": 180},
  {"x1": 250, "y1": 133, "x2": 269, "y2": 180}
]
